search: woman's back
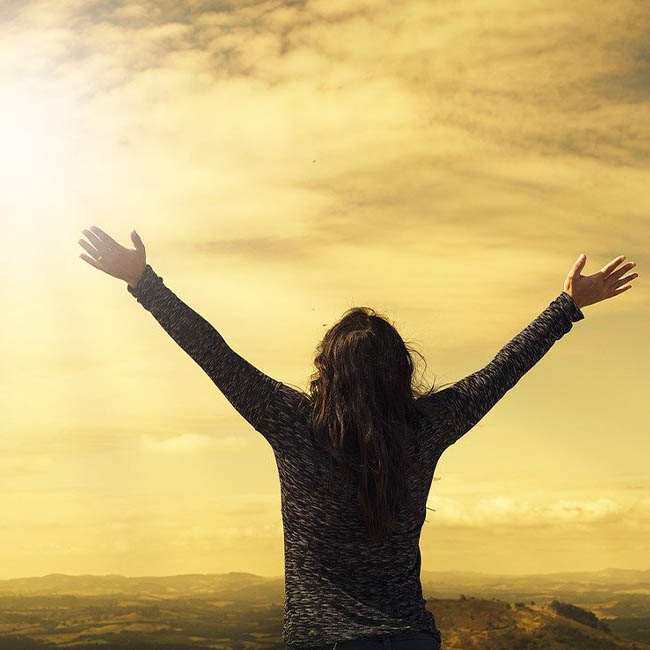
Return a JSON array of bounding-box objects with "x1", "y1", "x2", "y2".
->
[{"x1": 266, "y1": 390, "x2": 445, "y2": 649}]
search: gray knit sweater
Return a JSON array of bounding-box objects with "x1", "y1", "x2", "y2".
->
[{"x1": 127, "y1": 264, "x2": 584, "y2": 649}]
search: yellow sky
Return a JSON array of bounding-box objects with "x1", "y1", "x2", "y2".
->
[{"x1": 0, "y1": 0, "x2": 648, "y2": 580}]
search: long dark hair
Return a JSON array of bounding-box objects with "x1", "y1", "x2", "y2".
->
[{"x1": 307, "y1": 306, "x2": 450, "y2": 543}]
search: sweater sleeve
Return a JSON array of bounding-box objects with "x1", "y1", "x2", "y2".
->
[
  {"x1": 126, "y1": 264, "x2": 287, "y2": 447},
  {"x1": 433, "y1": 291, "x2": 584, "y2": 450}
]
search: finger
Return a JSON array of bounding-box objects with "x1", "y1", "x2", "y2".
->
[
  {"x1": 612, "y1": 272, "x2": 638, "y2": 288},
  {"x1": 82, "y1": 229, "x2": 111, "y2": 256},
  {"x1": 90, "y1": 226, "x2": 121, "y2": 250},
  {"x1": 600, "y1": 255, "x2": 626, "y2": 276},
  {"x1": 568, "y1": 253, "x2": 586, "y2": 280},
  {"x1": 131, "y1": 230, "x2": 144, "y2": 250},
  {"x1": 609, "y1": 261, "x2": 636, "y2": 281},
  {"x1": 78, "y1": 239, "x2": 101, "y2": 260},
  {"x1": 611, "y1": 283, "x2": 633, "y2": 296},
  {"x1": 79, "y1": 253, "x2": 103, "y2": 270}
]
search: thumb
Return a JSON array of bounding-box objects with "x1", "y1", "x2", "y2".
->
[
  {"x1": 131, "y1": 230, "x2": 144, "y2": 250},
  {"x1": 572, "y1": 252, "x2": 587, "y2": 276}
]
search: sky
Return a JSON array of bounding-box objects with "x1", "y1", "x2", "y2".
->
[{"x1": 0, "y1": 0, "x2": 648, "y2": 580}]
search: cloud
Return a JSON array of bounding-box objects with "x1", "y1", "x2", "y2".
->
[
  {"x1": 112, "y1": 4, "x2": 156, "y2": 22},
  {"x1": 182, "y1": 234, "x2": 316, "y2": 260},
  {"x1": 139, "y1": 432, "x2": 246, "y2": 453},
  {"x1": 426, "y1": 495, "x2": 640, "y2": 528},
  {"x1": 4, "y1": 0, "x2": 647, "y2": 261}
]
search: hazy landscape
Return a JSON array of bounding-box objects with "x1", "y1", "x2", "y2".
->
[{"x1": 0, "y1": 568, "x2": 648, "y2": 649}]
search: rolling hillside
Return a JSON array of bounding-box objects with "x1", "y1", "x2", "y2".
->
[{"x1": 0, "y1": 572, "x2": 647, "y2": 649}]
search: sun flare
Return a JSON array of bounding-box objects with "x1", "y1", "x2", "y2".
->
[{"x1": 0, "y1": 84, "x2": 65, "y2": 200}]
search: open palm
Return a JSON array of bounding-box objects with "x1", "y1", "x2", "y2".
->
[
  {"x1": 564, "y1": 253, "x2": 638, "y2": 309},
  {"x1": 78, "y1": 226, "x2": 146, "y2": 288}
]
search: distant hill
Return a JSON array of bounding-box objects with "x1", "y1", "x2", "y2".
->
[
  {"x1": 421, "y1": 567, "x2": 650, "y2": 595},
  {"x1": 0, "y1": 570, "x2": 648, "y2": 649},
  {"x1": 0, "y1": 571, "x2": 278, "y2": 598},
  {"x1": 431, "y1": 596, "x2": 647, "y2": 650},
  {"x1": 420, "y1": 567, "x2": 650, "y2": 645}
]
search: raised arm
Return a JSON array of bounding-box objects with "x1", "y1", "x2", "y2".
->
[
  {"x1": 434, "y1": 291, "x2": 583, "y2": 449},
  {"x1": 126, "y1": 263, "x2": 284, "y2": 436},
  {"x1": 430, "y1": 252, "x2": 638, "y2": 450},
  {"x1": 78, "y1": 226, "x2": 301, "y2": 450}
]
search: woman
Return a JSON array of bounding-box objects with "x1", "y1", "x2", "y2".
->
[{"x1": 78, "y1": 226, "x2": 637, "y2": 650}]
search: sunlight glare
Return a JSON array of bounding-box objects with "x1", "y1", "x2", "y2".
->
[{"x1": 0, "y1": 84, "x2": 64, "y2": 202}]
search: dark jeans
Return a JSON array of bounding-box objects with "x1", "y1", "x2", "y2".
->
[{"x1": 287, "y1": 630, "x2": 441, "y2": 650}]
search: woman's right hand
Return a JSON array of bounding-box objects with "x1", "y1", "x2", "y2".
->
[
  {"x1": 564, "y1": 253, "x2": 638, "y2": 309},
  {"x1": 78, "y1": 226, "x2": 147, "y2": 289}
]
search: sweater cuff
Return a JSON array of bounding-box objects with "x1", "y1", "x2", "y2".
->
[
  {"x1": 127, "y1": 264, "x2": 163, "y2": 309},
  {"x1": 558, "y1": 291, "x2": 585, "y2": 322}
]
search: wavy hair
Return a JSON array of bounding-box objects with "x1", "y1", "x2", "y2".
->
[{"x1": 307, "y1": 306, "x2": 451, "y2": 542}]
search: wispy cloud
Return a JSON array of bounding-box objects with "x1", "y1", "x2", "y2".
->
[
  {"x1": 428, "y1": 495, "x2": 630, "y2": 528},
  {"x1": 139, "y1": 432, "x2": 246, "y2": 453}
]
